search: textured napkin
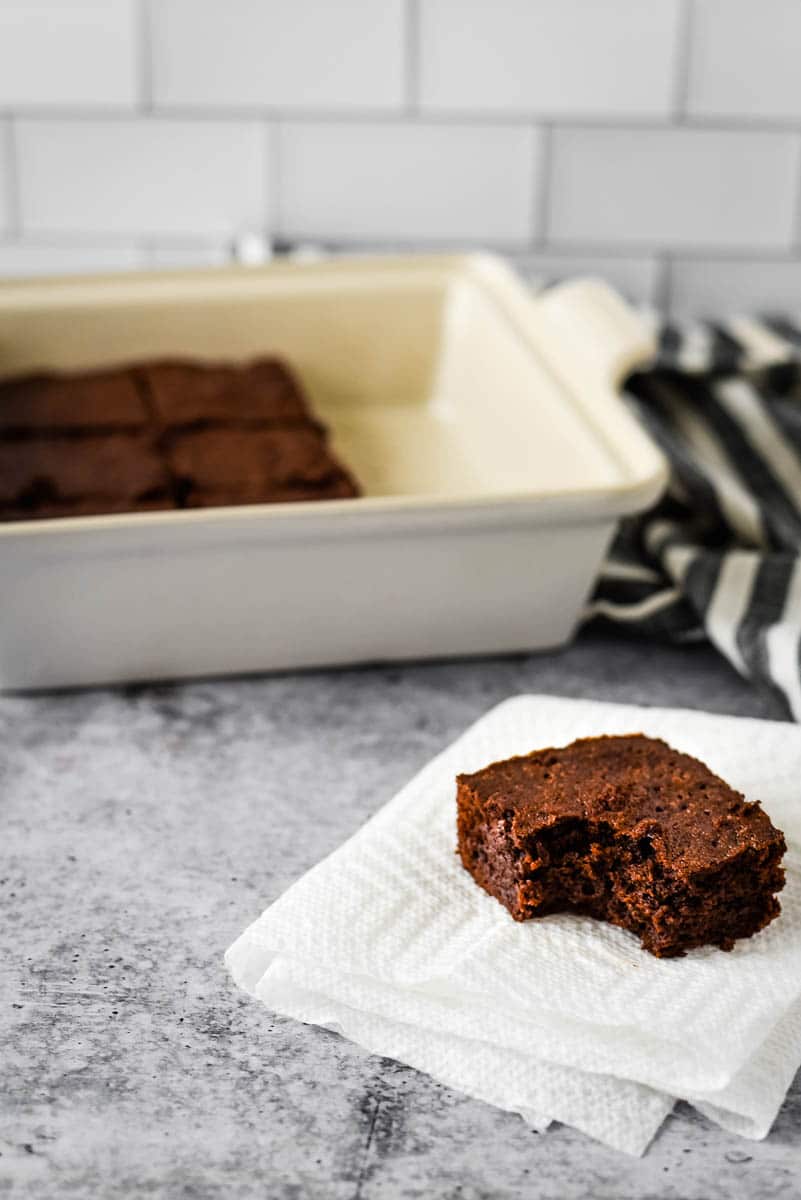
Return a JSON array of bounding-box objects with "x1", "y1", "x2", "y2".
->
[{"x1": 226, "y1": 695, "x2": 801, "y2": 1155}]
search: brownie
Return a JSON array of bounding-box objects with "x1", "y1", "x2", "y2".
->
[
  {"x1": 456, "y1": 734, "x2": 786, "y2": 957},
  {"x1": 0, "y1": 356, "x2": 361, "y2": 521},
  {"x1": 0, "y1": 434, "x2": 172, "y2": 516},
  {"x1": 166, "y1": 427, "x2": 360, "y2": 506},
  {"x1": 0, "y1": 368, "x2": 147, "y2": 435},
  {"x1": 140, "y1": 359, "x2": 312, "y2": 428}
]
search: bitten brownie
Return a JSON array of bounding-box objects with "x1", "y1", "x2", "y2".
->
[
  {"x1": 456, "y1": 734, "x2": 786, "y2": 957},
  {"x1": 0, "y1": 357, "x2": 361, "y2": 521}
]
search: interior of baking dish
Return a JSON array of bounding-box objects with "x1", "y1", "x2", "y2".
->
[{"x1": 0, "y1": 253, "x2": 661, "y2": 516}]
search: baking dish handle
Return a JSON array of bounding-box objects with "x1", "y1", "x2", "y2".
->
[{"x1": 532, "y1": 278, "x2": 657, "y2": 390}]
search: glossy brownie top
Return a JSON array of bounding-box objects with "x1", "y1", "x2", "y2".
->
[
  {"x1": 457, "y1": 733, "x2": 785, "y2": 872},
  {"x1": 0, "y1": 357, "x2": 361, "y2": 520},
  {"x1": 0, "y1": 369, "x2": 147, "y2": 433},
  {"x1": 144, "y1": 359, "x2": 312, "y2": 427}
]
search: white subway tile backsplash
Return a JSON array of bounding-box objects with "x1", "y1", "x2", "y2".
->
[
  {"x1": 17, "y1": 119, "x2": 267, "y2": 238},
  {"x1": 513, "y1": 253, "x2": 660, "y2": 305},
  {"x1": 669, "y1": 259, "x2": 801, "y2": 317},
  {"x1": 142, "y1": 244, "x2": 232, "y2": 269},
  {"x1": 277, "y1": 122, "x2": 540, "y2": 243},
  {"x1": 548, "y1": 129, "x2": 801, "y2": 249},
  {"x1": 687, "y1": 0, "x2": 801, "y2": 121},
  {"x1": 0, "y1": 243, "x2": 143, "y2": 278},
  {"x1": 0, "y1": 3, "x2": 799, "y2": 307},
  {"x1": 0, "y1": 1, "x2": 137, "y2": 108},
  {"x1": 0, "y1": 122, "x2": 10, "y2": 234},
  {"x1": 151, "y1": 0, "x2": 404, "y2": 111},
  {"x1": 419, "y1": 0, "x2": 681, "y2": 117}
]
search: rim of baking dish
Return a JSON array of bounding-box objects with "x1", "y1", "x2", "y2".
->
[{"x1": 0, "y1": 253, "x2": 668, "y2": 542}]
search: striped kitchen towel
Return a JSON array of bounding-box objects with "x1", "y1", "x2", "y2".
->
[
  {"x1": 587, "y1": 315, "x2": 801, "y2": 720},
  {"x1": 270, "y1": 242, "x2": 801, "y2": 718}
]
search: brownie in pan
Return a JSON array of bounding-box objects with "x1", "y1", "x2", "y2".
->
[{"x1": 0, "y1": 358, "x2": 360, "y2": 520}]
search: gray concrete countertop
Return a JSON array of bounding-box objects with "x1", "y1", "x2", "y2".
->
[{"x1": 3, "y1": 631, "x2": 800, "y2": 1199}]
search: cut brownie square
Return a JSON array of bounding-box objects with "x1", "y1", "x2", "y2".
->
[
  {"x1": 0, "y1": 368, "x2": 147, "y2": 435},
  {"x1": 164, "y1": 427, "x2": 360, "y2": 506},
  {"x1": 456, "y1": 734, "x2": 786, "y2": 957},
  {"x1": 141, "y1": 358, "x2": 312, "y2": 428},
  {"x1": 0, "y1": 434, "x2": 173, "y2": 519},
  {"x1": 0, "y1": 356, "x2": 362, "y2": 521}
]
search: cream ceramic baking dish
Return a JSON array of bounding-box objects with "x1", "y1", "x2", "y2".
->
[{"x1": 0, "y1": 253, "x2": 666, "y2": 689}]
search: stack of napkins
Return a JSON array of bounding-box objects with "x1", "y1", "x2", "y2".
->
[{"x1": 225, "y1": 696, "x2": 801, "y2": 1154}]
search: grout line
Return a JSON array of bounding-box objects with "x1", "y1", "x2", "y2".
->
[
  {"x1": 404, "y1": 0, "x2": 420, "y2": 115},
  {"x1": 6, "y1": 227, "x2": 801, "y2": 267},
  {"x1": 0, "y1": 234, "x2": 768, "y2": 258},
  {"x1": 136, "y1": 237, "x2": 158, "y2": 263},
  {"x1": 654, "y1": 254, "x2": 672, "y2": 314},
  {"x1": 536, "y1": 238, "x2": 801, "y2": 259},
  {"x1": 148, "y1": 109, "x2": 683, "y2": 130},
  {"x1": 4, "y1": 117, "x2": 22, "y2": 237},
  {"x1": 137, "y1": 0, "x2": 154, "y2": 112},
  {"x1": 137, "y1": 236, "x2": 231, "y2": 256},
  {"x1": 671, "y1": 0, "x2": 695, "y2": 122},
  {"x1": 251, "y1": 236, "x2": 538, "y2": 255},
  {"x1": 793, "y1": 209, "x2": 801, "y2": 259},
  {"x1": 681, "y1": 115, "x2": 801, "y2": 133},
  {"x1": 6, "y1": 105, "x2": 801, "y2": 134},
  {"x1": 266, "y1": 120, "x2": 280, "y2": 242},
  {"x1": 0, "y1": 233, "x2": 229, "y2": 251},
  {"x1": 148, "y1": 234, "x2": 801, "y2": 262},
  {"x1": 789, "y1": 137, "x2": 801, "y2": 252},
  {"x1": 532, "y1": 124, "x2": 552, "y2": 244}
]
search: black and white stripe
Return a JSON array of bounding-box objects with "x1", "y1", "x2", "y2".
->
[
  {"x1": 587, "y1": 314, "x2": 801, "y2": 719},
  {"x1": 652, "y1": 314, "x2": 800, "y2": 375}
]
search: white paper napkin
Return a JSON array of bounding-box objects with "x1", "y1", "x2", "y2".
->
[{"x1": 226, "y1": 695, "x2": 801, "y2": 1155}]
